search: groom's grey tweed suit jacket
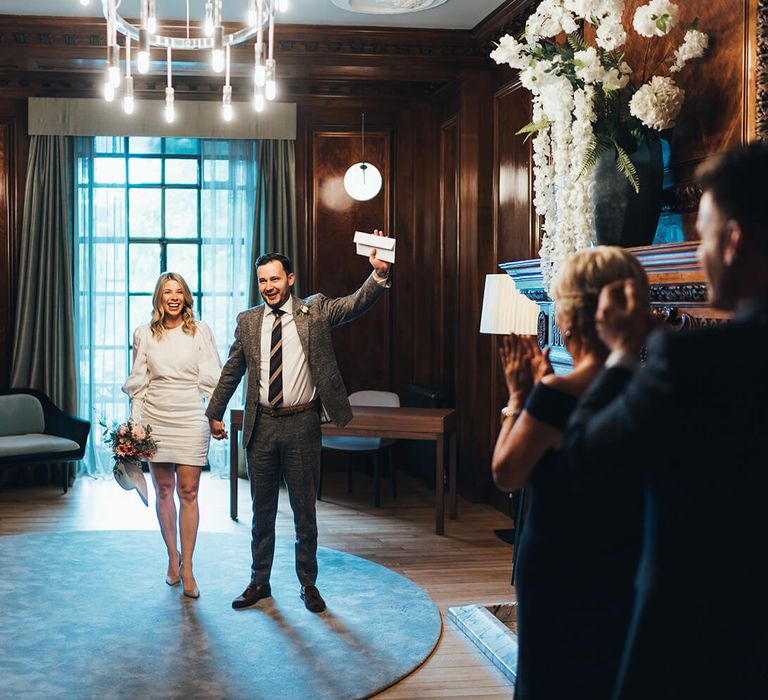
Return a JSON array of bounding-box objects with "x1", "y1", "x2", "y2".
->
[{"x1": 205, "y1": 272, "x2": 390, "y2": 448}]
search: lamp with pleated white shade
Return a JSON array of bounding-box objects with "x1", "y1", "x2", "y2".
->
[{"x1": 479, "y1": 273, "x2": 540, "y2": 335}]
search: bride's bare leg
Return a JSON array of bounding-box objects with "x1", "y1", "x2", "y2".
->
[
  {"x1": 149, "y1": 462, "x2": 180, "y2": 581},
  {"x1": 177, "y1": 465, "x2": 202, "y2": 594}
]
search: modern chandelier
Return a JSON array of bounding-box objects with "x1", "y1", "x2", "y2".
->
[{"x1": 78, "y1": 0, "x2": 288, "y2": 121}]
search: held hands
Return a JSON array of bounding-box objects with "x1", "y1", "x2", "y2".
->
[
  {"x1": 368, "y1": 229, "x2": 391, "y2": 277},
  {"x1": 595, "y1": 279, "x2": 653, "y2": 356},
  {"x1": 209, "y1": 419, "x2": 228, "y2": 441},
  {"x1": 499, "y1": 334, "x2": 553, "y2": 412}
]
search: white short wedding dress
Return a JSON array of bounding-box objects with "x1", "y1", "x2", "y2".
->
[{"x1": 122, "y1": 321, "x2": 222, "y2": 466}]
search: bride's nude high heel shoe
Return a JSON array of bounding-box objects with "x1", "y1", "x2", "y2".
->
[
  {"x1": 180, "y1": 561, "x2": 200, "y2": 599},
  {"x1": 165, "y1": 551, "x2": 181, "y2": 586}
]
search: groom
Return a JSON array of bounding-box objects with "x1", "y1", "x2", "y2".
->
[{"x1": 206, "y1": 230, "x2": 392, "y2": 612}]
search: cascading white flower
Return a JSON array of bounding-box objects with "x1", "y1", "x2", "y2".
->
[
  {"x1": 595, "y1": 17, "x2": 627, "y2": 50},
  {"x1": 602, "y1": 62, "x2": 632, "y2": 90},
  {"x1": 633, "y1": 0, "x2": 679, "y2": 38},
  {"x1": 629, "y1": 75, "x2": 685, "y2": 130},
  {"x1": 526, "y1": 0, "x2": 579, "y2": 41},
  {"x1": 573, "y1": 47, "x2": 605, "y2": 84},
  {"x1": 490, "y1": 33, "x2": 530, "y2": 70},
  {"x1": 670, "y1": 29, "x2": 709, "y2": 73}
]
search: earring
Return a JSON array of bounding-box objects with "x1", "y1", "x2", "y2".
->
[{"x1": 564, "y1": 329, "x2": 573, "y2": 339}]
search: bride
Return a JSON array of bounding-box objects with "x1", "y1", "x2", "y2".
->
[{"x1": 122, "y1": 272, "x2": 222, "y2": 599}]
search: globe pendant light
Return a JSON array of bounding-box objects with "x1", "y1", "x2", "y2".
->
[{"x1": 344, "y1": 113, "x2": 382, "y2": 201}]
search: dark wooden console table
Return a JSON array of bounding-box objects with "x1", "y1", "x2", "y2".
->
[{"x1": 228, "y1": 406, "x2": 459, "y2": 535}]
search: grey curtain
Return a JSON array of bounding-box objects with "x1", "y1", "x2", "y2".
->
[
  {"x1": 8, "y1": 135, "x2": 78, "y2": 487},
  {"x1": 249, "y1": 140, "x2": 297, "y2": 303}
]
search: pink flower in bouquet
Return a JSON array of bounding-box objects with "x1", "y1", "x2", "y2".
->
[
  {"x1": 131, "y1": 424, "x2": 147, "y2": 440},
  {"x1": 118, "y1": 425, "x2": 127, "y2": 436}
]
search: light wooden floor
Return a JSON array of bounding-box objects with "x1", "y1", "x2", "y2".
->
[{"x1": 0, "y1": 469, "x2": 517, "y2": 699}]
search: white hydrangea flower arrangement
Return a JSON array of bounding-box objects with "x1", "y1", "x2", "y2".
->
[{"x1": 491, "y1": 0, "x2": 708, "y2": 291}]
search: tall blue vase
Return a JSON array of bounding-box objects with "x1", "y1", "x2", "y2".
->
[{"x1": 592, "y1": 137, "x2": 663, "y2": 247}]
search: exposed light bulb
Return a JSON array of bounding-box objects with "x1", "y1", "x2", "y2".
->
[
  {"x1": 253, "y1": 92, "x2": 265, "y2": 112},
  {"x1": 212, "y1": 27, "x2": 224, "y2": 73},
  {"x1": 165, "y1": 87, "x2": 175, "y2": 123},
  {"x1": 137, "y1": 51, "x2": 150, "y2": 73},
  {"x1": 79, "y1": 0, "x2": 90, "y2": 6},
  {"x1": 248, "y1": 9, "x2": 258, "y2": 25},
  {"x1": 279, "y1": 0, "x2": 289, "y2": 11},
  {"x1": 265, "y1": 58, "x2": 276, "y2": 100},
  {"x1": 212, "y1": 48, "x2": 225, "y2": 73},
  {"x1": 104, "y1": 80, "x2": 115, "y2": 102},
  {"x1": 222, "y1": 84, "x2": 233, "y2": 122},
  {"x1": 123, "y1": 76, "x2": 135, "y2": 114},
  {"x1": 138, "y1": 29, "x2": 150, "y2": 73},
  {"x1": 204, "y1": 1, "x2": 214, "y2": 36},
  {"x1": 108, "y1": 44, "x2": 121, "y2": 87},
  {"x1": 254, "y1": 64, "x2": 266, "y2": 88},
  {"x1": 147, "y1": 15, "x2": 157, "y2": 33}
]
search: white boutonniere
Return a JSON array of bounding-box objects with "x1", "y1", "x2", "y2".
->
[{"x1": 296, "y1": 305, "x2": 310, "y2": 316}]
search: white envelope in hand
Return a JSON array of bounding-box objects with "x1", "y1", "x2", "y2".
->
[{"x1": 354, "y1": 231, "x2": 396, "y2": 264}]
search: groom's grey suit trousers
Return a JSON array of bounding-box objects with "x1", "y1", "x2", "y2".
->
[{"x1": 246, "y1": 409, "x2": 321, "y2": 586}]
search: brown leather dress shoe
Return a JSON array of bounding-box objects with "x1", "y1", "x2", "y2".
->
[
  {"x1": 301, "y1": 585, "x2": 326, "y2": 613},
  {"x1": 232, "y1": 582, "x2": 271, "y2": 610}
]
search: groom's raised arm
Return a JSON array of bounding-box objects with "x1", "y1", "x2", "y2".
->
[{"x1": 206, "y1": 313, "x2": 247, "y2": 422}]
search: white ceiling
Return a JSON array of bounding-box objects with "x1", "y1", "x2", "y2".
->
[{"x1": 8, "y1": 0, "x2": 509, "y2": 30}]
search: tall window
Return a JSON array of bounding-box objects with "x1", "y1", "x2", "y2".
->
[{"x1": 76, "y1": 136, "x2": 255, "y2": 477}]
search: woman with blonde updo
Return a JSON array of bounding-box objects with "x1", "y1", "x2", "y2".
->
[
  {"x1": 122, "y1": 272, "x2": 222, "y2": 599},
  {"x1": 492, "y1": 247, "x2": 649, "y2": 700}
]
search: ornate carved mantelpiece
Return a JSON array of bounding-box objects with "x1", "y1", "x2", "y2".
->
[{"x1": 500, "y1": 242, "x2": 730, "y2": 373}]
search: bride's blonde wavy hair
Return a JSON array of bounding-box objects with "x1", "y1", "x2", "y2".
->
[{"x1": 150, "y1": 272, "x2": 197, "y2": 338}]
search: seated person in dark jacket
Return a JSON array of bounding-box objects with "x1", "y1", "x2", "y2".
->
[
  {"x1": 566, "y1": 141, "x2": 768, "y2": 700},
  {"x1": 492, "y1": 246, "x2": 649, "y2": 700}
]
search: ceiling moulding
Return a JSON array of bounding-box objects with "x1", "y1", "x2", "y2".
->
[
  {"x1": 471, "y1": 0, "x2": 539, "y2": 44},
  {"x1": 330, "y1": 0, "x2": 448, "y2": 14}
]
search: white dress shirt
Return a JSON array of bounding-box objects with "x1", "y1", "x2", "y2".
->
[{"x1": 259, "y1": 296, "x2": 316, "y2": 407}]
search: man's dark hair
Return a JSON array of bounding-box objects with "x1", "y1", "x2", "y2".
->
[
  {"x1": 255, "y1": 252, "x2": 293, "y2": 275},
  {"x1": 696, "y1": 140, "x2": 768, "y2": 254}
]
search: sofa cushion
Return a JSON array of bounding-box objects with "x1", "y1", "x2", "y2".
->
[
  {"x1": 0, "y1": 395, "x2": 45, "y2": 437},
  {"x1": 0, "y1": 434, "x2": 80, "y2": 459}
]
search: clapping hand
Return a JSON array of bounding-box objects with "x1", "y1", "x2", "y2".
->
[
  {"x1": 596, "y1": 279, "x2": 652, "y2": 355},
  {"x1": 367, "y1": 229, "x2": 391, "y2": 277},
  {"x1": 499, "y1": 334, "x2": 550, "y2": 412}
]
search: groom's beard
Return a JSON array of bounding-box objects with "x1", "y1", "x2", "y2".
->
[{"x1": 262, "y1": 288, "x2": 292, "y2": 309}]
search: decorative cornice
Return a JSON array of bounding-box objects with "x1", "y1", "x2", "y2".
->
[
  {"x1": 521, "y1": 289, "x2": 550, "y2": 303},
  {"x1": 651, "y1": 306, "x2": 728, "y2": 330},
  {"x1": 757, "y1": 0, "x2": 768, "y2": 140},
  {"x1": 650, "y1": 284, "x2": 708, "y2": 303},
  {"x1": 660, "y1": 182, "x2": 703, "y2": 214}
]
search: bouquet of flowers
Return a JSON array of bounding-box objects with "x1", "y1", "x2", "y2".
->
[
  {"x1": 491, "y1": 0, "x2": 709, "y2": 289},
  {"x1": 101, "y1": 420, "x2": 157, "y2": 506}
]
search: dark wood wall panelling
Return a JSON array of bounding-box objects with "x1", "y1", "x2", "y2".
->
[{"x1": 0, "y1": 99, "x2": 28, "y2": 389}]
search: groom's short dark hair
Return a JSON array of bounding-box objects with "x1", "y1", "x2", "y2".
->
[
  {"x1": 696, "y1": 141, "x2": 768, "y2": 254},
  {"x1": 256, "y1": 252, "x2": 293, "y2": 275}
]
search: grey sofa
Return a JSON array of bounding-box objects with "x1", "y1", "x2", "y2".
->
[{"x1": 0, "y1": 389, "x2": 90, "y2": 493}]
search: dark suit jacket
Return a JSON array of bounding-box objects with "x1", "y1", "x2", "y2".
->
[
  {"x1": 566, "y1": 295, "x2": 768, "y2": 700},
  {"x1": 206, "y1": 272, "x2": 389, "y2": 447}
]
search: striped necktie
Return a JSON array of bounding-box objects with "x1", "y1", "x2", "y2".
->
[{"x1": 268, "y1": 309, "x2": 285, "y2": 407}]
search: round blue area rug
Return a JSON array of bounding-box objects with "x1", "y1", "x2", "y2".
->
[{"x1": 0, "y1": 531, "x2": 442, "y2": 699}]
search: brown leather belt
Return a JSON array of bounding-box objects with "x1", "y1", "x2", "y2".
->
[{"x1": 257, "y1": 400, "x2": 318, "y2": 418}]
